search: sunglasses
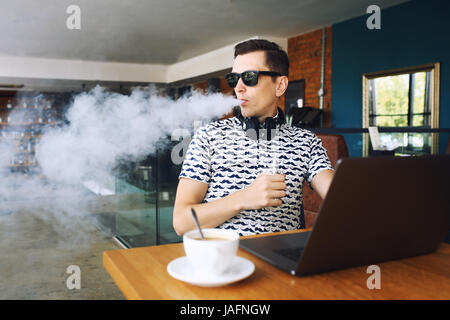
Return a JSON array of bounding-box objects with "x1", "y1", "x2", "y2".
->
[{"x1": 225, "y1": 70, "x2": 282, "y2": 88}]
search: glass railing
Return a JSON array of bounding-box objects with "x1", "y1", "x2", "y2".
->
[
  {"x1": 92, "y1": 140, "x2": 183, "y2": 248},
  {"x1": 310, "y1": 127, "x2": 449, "y2": 157}
]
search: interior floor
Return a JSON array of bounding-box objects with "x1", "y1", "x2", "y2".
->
[{"x1": 0, "y1": 209, "x2": 125, "y2": 299}]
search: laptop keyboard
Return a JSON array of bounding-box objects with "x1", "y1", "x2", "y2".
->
[{"x1": 274, "y1": 247, "x2": 304, "y2": 262}]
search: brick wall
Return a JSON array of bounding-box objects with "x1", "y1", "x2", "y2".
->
[
  {"x1": 288, "y1": 27, "x2": 332, "y2": 127},
  {"x1": 192, "y1": 81, "x2": 207, "y2": 93}
]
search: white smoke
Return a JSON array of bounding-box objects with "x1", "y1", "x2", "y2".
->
[
  {"x1": 37, "y1": 86, "x2": 237, "y2": 184},
  {"x1": 0, "y1": 85, "x2": 238, "y2": 246}
]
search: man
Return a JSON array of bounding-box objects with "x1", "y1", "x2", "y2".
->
[{"x1": 173, "y1": 39, "x2": 334, "y2": 236}]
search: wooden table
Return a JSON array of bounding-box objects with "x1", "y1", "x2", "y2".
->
[{"x1": 103, "y1": 229, "x2": 450, "y2": 300}]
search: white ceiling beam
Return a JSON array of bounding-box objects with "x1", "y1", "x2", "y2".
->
[
  {"x1": 0, "y1": 56, "x2": 168, "y2": 83},
  {"x1": 0, "y1": 36, "x2": 288, "y2": 85}
]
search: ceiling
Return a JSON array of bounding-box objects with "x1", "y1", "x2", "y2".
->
[{"x1": 0, "y1": 0, "x2": 408, "y2": 65}]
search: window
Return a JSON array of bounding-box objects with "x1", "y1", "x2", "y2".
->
[{"x1": 362, "y1": 63, "x2": 440, "y2": 156}]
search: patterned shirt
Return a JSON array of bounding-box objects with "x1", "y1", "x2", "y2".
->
[{"x1": 179, "y1": 116, "x2": 333, "y2": 236}]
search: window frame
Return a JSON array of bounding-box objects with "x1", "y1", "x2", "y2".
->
[{"x1": 362, "y1": 63, "x2": 440, "y2": 156}]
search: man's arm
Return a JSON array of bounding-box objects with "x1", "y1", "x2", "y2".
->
[
  {"x1": 173, "y1": 178, "x2": 243, "y2": 236},
  {"x1": 310, "y1": 169, "x2": 334, "y2": 199},
  {"x1": 173, "y1": 174, "x2": 286, "y2": 236}
]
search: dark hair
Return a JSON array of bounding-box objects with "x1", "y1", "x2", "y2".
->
[{"x1": 234, "y1": 39, "x2": 289, "y2": 77}]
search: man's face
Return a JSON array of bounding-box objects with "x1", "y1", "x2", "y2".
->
[{"x1": 232, "y1": 51, "x2": 283, "y2": 121}]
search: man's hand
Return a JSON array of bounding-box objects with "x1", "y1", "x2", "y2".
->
[
  {"x1": 238, "y1": 173, "x2": 287, "y2": 210},
  {"x1": 173, "y1": 174, "x2": 286, "y2": 236}
]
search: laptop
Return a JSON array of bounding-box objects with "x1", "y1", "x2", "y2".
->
[{"x1": 240, "y1": 155, "x2": 450, "y2": 276}]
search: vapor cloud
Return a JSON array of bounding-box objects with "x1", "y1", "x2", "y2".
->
[{"x1": 0, "y1": 85, "x2": 238, "y2": 245}]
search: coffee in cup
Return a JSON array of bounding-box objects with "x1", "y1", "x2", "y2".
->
[{"x1": 183, "y1": 228, "x2": 239, "y2": 277}]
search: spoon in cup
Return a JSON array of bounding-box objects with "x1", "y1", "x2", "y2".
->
[{"x1": 190, "y1": 208, "x2": 205, "y2": 240}]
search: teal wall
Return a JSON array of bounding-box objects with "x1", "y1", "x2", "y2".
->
[{"x1": 331, "y1": 0, "x2": 450, "y2": 156}]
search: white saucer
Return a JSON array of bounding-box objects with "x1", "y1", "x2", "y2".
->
[{"x1": 167, "y1": 256, "x2": 255, "y2": 287}]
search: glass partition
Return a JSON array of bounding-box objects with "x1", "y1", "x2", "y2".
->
[{"x1": 92, "y1": 140, "x2": 183, "y2": 248}]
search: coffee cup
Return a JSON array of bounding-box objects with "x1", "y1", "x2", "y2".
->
[{"x1": 183, "y1": 228, "x2": 239, "y2": 277}]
